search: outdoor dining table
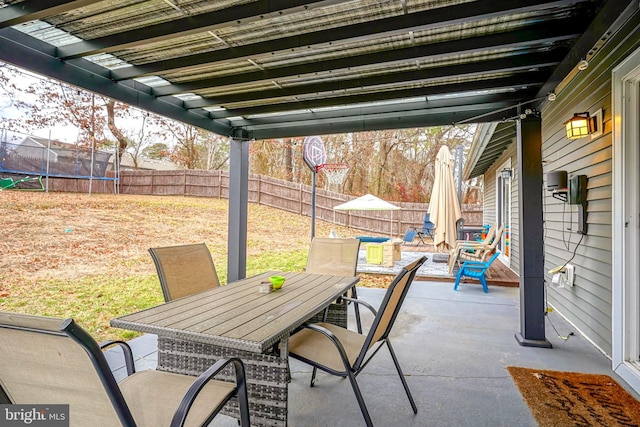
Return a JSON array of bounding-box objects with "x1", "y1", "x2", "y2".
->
[{"x1": 110, "y1": 271, "x2": 359, "y2": 427}]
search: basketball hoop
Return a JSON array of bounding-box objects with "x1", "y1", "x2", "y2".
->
[{"x1": 317, "y1": 163, "x2": 350, "y2": 189}]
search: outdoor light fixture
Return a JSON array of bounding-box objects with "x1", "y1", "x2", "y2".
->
[
  {"x1": 500, "y1": 168, "x2": 512, "y2": 180},
  {"x1": 564, "y1": 112, "x2": 593, "y2": 139}
]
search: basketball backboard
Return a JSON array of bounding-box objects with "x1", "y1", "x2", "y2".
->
[{"x1": 302, "y1": 135, "x2": 327, "y2": 171}]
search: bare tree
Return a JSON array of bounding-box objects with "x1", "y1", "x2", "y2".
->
[
  {"x1": 0, "y1": 62, "x2": 134, "y2": 160},
  {"x1": 251, "y1": 125, "x2": 475, "y2": 203},
  {"x1": 151, "y1": 120, "x2": 229, "y2": 170},
  {"x1": 201, "y1": 131, "x2": 229, "y2": 170}
]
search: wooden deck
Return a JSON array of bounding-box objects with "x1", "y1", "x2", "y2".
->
[
  {"x1": 357, "y1": 239, "x2": 520, "y2": 288},
  {"x1": 410, "y1": 249, "x2": 520, "y2": 288},
  {"x1": 485, "y1": 259, "x2": 520, "y2": 287}
]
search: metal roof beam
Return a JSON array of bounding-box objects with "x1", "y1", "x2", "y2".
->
[
  {"x1": 183, "y1": 51, "x2": 565, "y2": 108},
  {"x1": 56, "y1": 0, "x2": 336, "y2": 59},
  {"x1": 142, "y1": 18, "x2": 583, "y2": 94},
  {"x1": 104, "y1": 0, "x2": 585, "y2": 79},
  {"x1": 208, "y1": 74, "x2": 545, "y2": 119},
  {"x1": 228, "y1": 90, "x2": 538, "y2": 129},
  {"x1": 0, "y1": 0, "x2": 98, "y2": 28},
  {"x1": 246, "y1": 101, "x2": 519, "y2": 139}
]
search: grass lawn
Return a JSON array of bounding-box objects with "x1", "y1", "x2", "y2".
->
[{"x1": 1, "y1": 191, "x2": 389, "y2": 341}]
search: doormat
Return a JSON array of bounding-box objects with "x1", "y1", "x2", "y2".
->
[{"x1": 507, "y1": 366, "x2": 640, "y2": 427}]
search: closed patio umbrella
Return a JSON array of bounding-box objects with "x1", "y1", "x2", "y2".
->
[{"x1": 427, "y1": 146, "x2": 462, "y2": 252}]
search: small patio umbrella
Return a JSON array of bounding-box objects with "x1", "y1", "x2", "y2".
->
[
  {"x1": 333, "y1": 193, "x2": 401, "y2": 237},
  {"x1": 427, "y1": 146, "x2": 462, "y2": 252}
]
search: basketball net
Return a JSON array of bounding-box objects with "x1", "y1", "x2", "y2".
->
[{"x1": 317, "y1": 163, "x2": 350, "y2": 191}]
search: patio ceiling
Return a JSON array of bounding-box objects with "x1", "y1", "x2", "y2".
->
[{"x1": 0, "y1": 0, "x2": 629, "y2": 140}]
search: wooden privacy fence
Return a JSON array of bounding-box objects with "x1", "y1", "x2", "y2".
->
[{"x1": 46, "y1": 169, "x2": 482, "y2": 237}]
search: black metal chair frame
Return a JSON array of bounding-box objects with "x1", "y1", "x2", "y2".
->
[{"x1": 289, "y1": 256, "x2": 427, "y2": 427}]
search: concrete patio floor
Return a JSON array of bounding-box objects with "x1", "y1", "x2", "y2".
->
[{"x1": 108, "y1": 280, "x2": 639, "y2": 426}]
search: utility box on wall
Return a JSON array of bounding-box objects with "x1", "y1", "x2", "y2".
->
[
  {"x1": 569, "y1": 175, "x2": 587, "y2": 205},
  {"x1": 569, "y1": 174, "x2": 588, "y2": 234}
]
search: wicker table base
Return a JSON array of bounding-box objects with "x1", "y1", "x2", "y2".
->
[
  {"x1": 156, "y1": 303, "x2": 346, "y2": 426},
  {"x1": 306, "y1": 300, "x2": 348, "y2": 327},
  {"x1": 158, "y1": 336, "x2": 289, "y2": 426}
]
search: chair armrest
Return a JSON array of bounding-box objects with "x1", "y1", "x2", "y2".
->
[
  {"x1": 170, "y1": 357, "x2": 250, "y2": 427},
  {"x1": 460, "y1": 260, "x2": 489, "y2": 268},
  {"x1": 456, "y1": 241, "x2": 487, "y2": 248},
  {"x1": 100, "y1": 340, "x2": 135, "y2": 376},
  {"x1": 458, "y1": 243, "x2": 489, "y2": 251},
  {"x1": 342, "y1": 296, "x2": 378, "y2": 317}
]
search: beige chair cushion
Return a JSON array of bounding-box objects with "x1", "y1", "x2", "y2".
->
[
  {"x1": 288, "y1": 322, "x2": 367, "y2": 372},
  {"x1": 119, "y1": 370, "x2": 236, "y2": 427}
]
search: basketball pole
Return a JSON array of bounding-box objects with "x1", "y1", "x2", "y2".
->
[
  {"x1": 310, "y1": 166, "x2": 317, "y2": 239},
  {"x1": 303, "y1": 135, "x2": 327, "y2": 242}
]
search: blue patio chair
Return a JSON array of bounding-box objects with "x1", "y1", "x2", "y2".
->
[
  {"x1": 402, "y1": 229, "x2": 417, "y2": 245},
  {"x1": 453, "y1": 252, "x2": 500, "y2": 293},
  {"x1": 406, "y1": 213, "x2": 435, "y2": 245}
]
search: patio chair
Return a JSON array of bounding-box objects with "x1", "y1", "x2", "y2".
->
[
  {"x1": 149, "y1": 243, "x2": 220, "y2": 301},
  {"x1": 446, "y1": 223, "x2": 496, "y2": 272},
  {"x1": 402, "y1": 229, "x2": 418, "y2": 245},
  {"x1": 458, "y1": 225, "x2": 504, "y2": 263},
  {"x1": 454, "y1": 252, "x2": 500, "y2": 293},
  {"x1": 448, "y1": 224, "x2": 504, "y2": 275},
  {"x1": 454, "y1": 222, "x2": 497, "y2": 249},
  {"x1": 0, "y1": 311, "x2": 250, "y2": 427},
  {"x1": 289, "y1": 255, "x2": 427, "y2": 427},
  {"x1": 306, "y1": 237, "x2": 363, "y2": 332},
  {"x1": 406, "y1": 213, "x2": 435, "y2": 245}
]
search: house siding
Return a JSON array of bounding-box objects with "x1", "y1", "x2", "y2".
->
[
  {"x1": 483, "y1": 173, "x2": 496, "y2": 226},
  {"x1": 539, "y1": 14, "x2": 640, "y2": 355}
]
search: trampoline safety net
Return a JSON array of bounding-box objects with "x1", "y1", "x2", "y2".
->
[{"x1": 0, "y1": 134, "x2": 115, "y2": 181}]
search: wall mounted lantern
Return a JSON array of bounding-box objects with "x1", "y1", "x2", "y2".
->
[
  {"x1": 500, "y1": 168, "x2": 512, "y2": 180},
  {"x1": 564, "y1": 112, "x2": 593, "y2": 139}
]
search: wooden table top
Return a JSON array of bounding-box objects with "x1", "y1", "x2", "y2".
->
[{"x1": 111, "y1": 271, "x2": 358, "y2": 353}]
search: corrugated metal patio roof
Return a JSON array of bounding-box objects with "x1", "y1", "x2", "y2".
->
[{"x1": 0, "y1": 0, "x2": 630, "y2": 139}]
